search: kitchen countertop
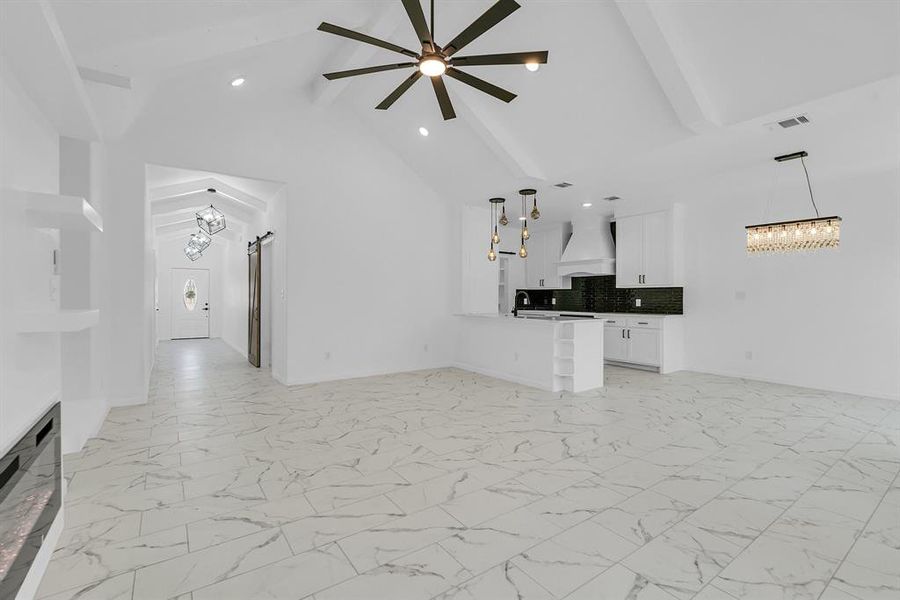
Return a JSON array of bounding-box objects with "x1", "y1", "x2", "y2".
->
[
  {"x1": 455, "y1": 313, "x2": 607, "y2": 323},
  {"x1": 514, "y1": 309, "x2": 683, "y2": 318}
]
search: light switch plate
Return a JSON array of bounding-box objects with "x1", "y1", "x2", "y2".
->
[{"x1": 635, "y1": 298, "x2": 641, "y2": 307}]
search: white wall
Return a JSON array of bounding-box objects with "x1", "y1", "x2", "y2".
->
[
  {"x1": 0, "y1": 58, "x2": 62, "y2": 454},
  {"x1": 680, "y1": 166, "x2": 900, "y2": 399},
  {"x1": 59, "y1": 136, "x2": 108, "y2": 453},
  {"x1": 96, "y1": 76, "x2": 455, "y2": 387}
]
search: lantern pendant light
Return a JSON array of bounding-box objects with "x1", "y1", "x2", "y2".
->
[{"x1": 746, "y1": 151, "x2": 841, "y2": 254}]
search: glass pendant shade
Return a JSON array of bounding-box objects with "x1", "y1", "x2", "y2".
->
[
  {"x1": 499, "y1": 206, "x2": 509, "y2": 226},
  {"x1": 184, "y1": 244, "x2": 202, "y2": 261},
  {"x1": 746, "y1": 217, "x2": 841, "y2": 254},
  {"x1": 522, "y1": 224, "x2": 529, "y2": 240},
  {"x1": 518, "y1": 243, "x2": 527, "y2": 258},
  {"x1": 530, "y1": 198, "x2": 541, "y2": 220},
  {"x1": 188, "y1": 230, "x2": 212, "y2": 252},
  {"x1": 196, "y1": 204, "x2": 226, "y2": 235},
  {"x1": 488, "y1": 245, "x2": 497, "y2": 261},
  {"x1": 492, "y1": 227, "x2": 500, "y2": 244}
]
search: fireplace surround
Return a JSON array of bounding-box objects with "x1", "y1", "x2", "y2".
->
[{"x1": 0, "y1": 403, "x2": 61, "y2": 600}]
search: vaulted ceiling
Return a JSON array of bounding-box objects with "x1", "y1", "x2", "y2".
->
[
  {"x1": 147, "y1": 164, "x2": 282, "y2": 249},
  {"x1": 46, "y1": 0, "x2": 900, "y2": 223}
]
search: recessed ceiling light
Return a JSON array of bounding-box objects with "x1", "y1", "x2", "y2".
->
[
  {"x1": 525, "y1": 62, "x2": 540, "y2": 72},
  {"x1": 582, "y1": 202, "x2": 593, "y2": 208},
  {"x1": 230, "y1": 77, "x2": 245, "y2": 87},
  {"x1": 418, "y1": 127, "x2": 429, "y2": 137}
]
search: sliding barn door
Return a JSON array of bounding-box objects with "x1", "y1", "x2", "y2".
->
[{"x1": 248, "y1": 240, "x2": 261, "y2": 367}]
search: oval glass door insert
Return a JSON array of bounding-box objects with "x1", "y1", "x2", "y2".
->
[{"x1": 183, "y1": 279, "x2": 198, "y2": 311}]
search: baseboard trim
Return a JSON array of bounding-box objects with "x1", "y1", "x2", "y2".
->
[
  {"x1": 281, "y1": 363, "x2": 453, "y2": 387},
  {"x1": 450, "y1": 362, "x2": 546, "y2": 390},
  {"x1": 684, "y1": 366, "x2": 900, "y2": 402}
]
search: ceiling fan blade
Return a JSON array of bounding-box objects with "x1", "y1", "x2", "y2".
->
[
  {"x1": 401, "y1": 0, "x2": 434, "y2": 50},
  {"x1": 451, "y1": 51, "x2": 548, "y2": 67},
  {"x1": 324, "y1": 63, "x2": 417, "y2": 80},
  {"x1": 318, "y1": 22, "x2": 419, "y2": 58},
  {"x1": 443, "y1": 0, "x2": 520, "y2": 57},
  {"x1": 445, "y1": 68, "x2": 516, "y2": 103},
  {"x1": 376, "y1": 71, "x2": 423, "y2": 110},
  {"x1": 430, "y1": 76, "x2": 456, "y2": 120}
]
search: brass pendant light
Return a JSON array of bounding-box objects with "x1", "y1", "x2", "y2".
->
[{"x1": 488, "y1": 197, "x2": 504, "y2": 261}]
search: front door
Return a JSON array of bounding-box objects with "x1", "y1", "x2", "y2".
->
[{"x1": 171, "y1": 268, "x2": 209, "y2": 339}]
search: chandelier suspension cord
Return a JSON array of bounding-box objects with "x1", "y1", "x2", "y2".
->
[
  {"x1": 800, "y1": 155, "x2": 820, "y2": 218},
  {"x1": 764, "y1": 161, "x2": 780, "y2": 223},
  {"x1": 431, "y1": 0, "x2": 435, "y2": 41}
]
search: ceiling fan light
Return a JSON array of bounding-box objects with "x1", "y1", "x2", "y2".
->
[
  {"x1": 525, "y1": 62, "x2": 540, "y2": 72},
  {"x1": 419, "y1": 57, "x2": 447, "y2": 77}
]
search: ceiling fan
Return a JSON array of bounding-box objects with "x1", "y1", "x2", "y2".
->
[{"x1": 317, "y1": 0, "x2": 548, "y2": 120}]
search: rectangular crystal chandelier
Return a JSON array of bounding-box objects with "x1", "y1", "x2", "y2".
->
[
  {"x1": 746, "y1": 150, "x2": 841, "y2": 255},
  {"x1": 746, "y1": 216, "x2": 841, "y2": 254}
]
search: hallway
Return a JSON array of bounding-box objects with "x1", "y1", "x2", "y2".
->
[{"x1": 40, "y1": 340, "x2": 899, "y2": 600}]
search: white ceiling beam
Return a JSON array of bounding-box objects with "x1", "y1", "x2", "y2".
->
[
  {"x1": 148, "y1": 177, "x2": 267, "y2": 212},
  {"x1": 454, "y1": 93, "x2": 547, "y2": 182},
  {"x1": 0, "y1": 0, "x2": 101, "y2": 140},
  {"x1": 615, "y1": 0, "x2": 719, "y2": 134},
  {"x1": 150, "y1": 192, "x2": 257, "y2": 224}
]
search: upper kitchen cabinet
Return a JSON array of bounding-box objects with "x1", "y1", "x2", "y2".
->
[
  {"x1": 614, "y1": 206, "x2": 684, "y2": 288},
  {"x1": 525, "y1": 223, "x2": 572, "y2": 289}
]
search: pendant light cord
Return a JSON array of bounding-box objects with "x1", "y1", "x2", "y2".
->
[
  {"x1": 430, "y1": 0, "x2": 434, "y2": 40},
  {"x1": 800, "y1": 155, "x2": 820, "y2": 218}
]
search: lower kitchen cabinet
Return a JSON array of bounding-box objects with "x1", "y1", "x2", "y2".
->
[
  {"x1": 599, "y1": 314, "x2": 683, "y2": 373},
  {"x1": 603, "y1": 326, "x2": 628, "y2": 361}
]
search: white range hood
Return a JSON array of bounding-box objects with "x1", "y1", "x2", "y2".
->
[{"x1": 557, "y1": 216, "x2": 616, "y2": 277}]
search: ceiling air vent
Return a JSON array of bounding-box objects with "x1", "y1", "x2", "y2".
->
[
  {"x1": 604, "y1": 196, "x2": 621, "y2": 202},
  {"x1": 775, "y1": 114, "x2": 810, "y2": 129},
  {"x1": 553, "y1": 182, "x2": 574, "y2": 188}
]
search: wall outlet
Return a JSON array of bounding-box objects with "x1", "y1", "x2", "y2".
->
[
  {"x1": 744, "y1": 350, "x2": 753, "y2": 360},
  {"x1": 513, "y1": 351, "x2": 519, "y2": 362},
  {"x1": 635, "y1": 298, "x2": 641, "y2": 307},
  {"x1": 423, "y1": 344, "x2": 429, "y2": 352},
  {"x1": 551, "y1": 297, "x2": 556, "y2": 305},
  {"x1": 735, "y1": 290, "x2": 746, "y2": 301},
  {"x1": 324, "y1": 351, "x2": 331, "y2": 360}
]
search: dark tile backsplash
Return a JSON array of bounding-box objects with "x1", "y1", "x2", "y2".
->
[{"x1": 516, "y1": 275, "x2": 682, "y2": 314}]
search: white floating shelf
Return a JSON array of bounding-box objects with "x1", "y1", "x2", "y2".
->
[
  {"x1": 17, "y1": 309, "x2": 100, "y2": 333},
  {"x1": 22, "y1": 191, "x2": 103, "y2": 232}
]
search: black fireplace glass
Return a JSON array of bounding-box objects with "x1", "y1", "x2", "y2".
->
[{"x1": 0, "y1": 403, "x2": 61, "y2": 600}]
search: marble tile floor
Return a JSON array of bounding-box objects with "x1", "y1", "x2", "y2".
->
[{"x1": 39, "y1": 339, "x2": 899, "y2": 600}]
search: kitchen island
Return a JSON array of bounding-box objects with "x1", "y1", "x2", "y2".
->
[{"x1": 455, "y1": 314, "x2": 606, "y2": 392}]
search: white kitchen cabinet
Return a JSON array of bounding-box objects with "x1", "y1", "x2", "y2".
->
[
  {"x1": 627, "y1": 328, "x2": 660, "y2": 365},
  {"x1": 614, "y1": 206, "x2": 683, "y2": 288},
  {"x1": 524, "y1": 224, "x2": 571, "y2": 289},
  {"x1": 525, "y1": 233, "x2": 546, "y2": 288},
  {"x1": 599, "y1": 314, "x2": 683, "y2": 373},
  {"x1": 603, "y1": 326, "x2": 629, "y2": 361}
]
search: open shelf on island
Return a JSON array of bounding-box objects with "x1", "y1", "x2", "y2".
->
[
  {"x1": 16, "y1": 190, "x2": 103, "y2": 232},
  {"x1": 17, "y1": 309, "x2": 100, "y2": 333}
]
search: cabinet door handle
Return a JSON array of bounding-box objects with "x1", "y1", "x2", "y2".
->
[
  {"x1": 638, "y1": 321, "x2": 648, "y2": 325},
  {"x1": 621, "y1": 329, "x2": 625, "y2": 339},
  {"x1": 627, "y1": 329, "x2": 631, "y2": 339}
]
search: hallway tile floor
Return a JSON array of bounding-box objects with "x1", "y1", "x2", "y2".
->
[{"x1": 40, "y1": 340, "x2": 899, "y2": 599}]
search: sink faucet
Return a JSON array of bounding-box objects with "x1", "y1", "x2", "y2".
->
[{"x1": 513, "y1": 290, "x2": 531, "y2": 317}]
